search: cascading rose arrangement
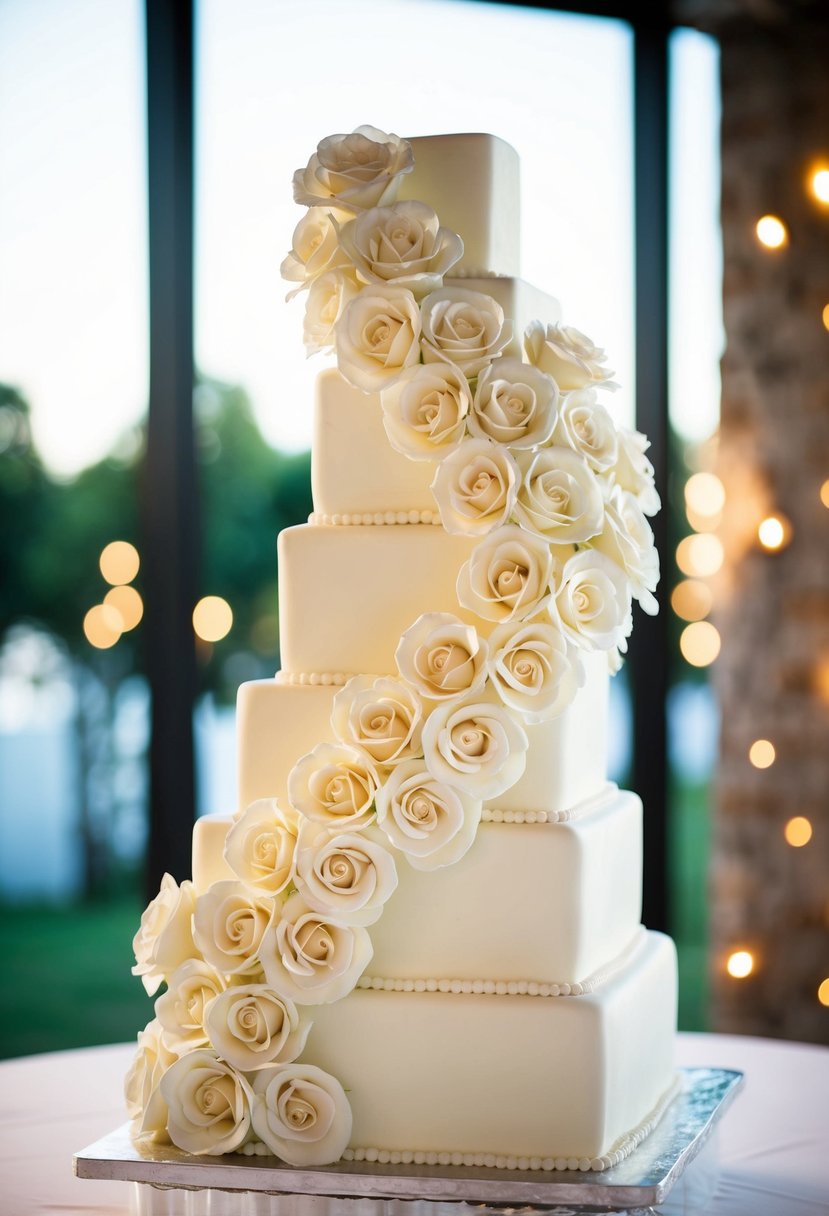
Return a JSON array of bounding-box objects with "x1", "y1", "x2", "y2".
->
[{"x1": 127, "y1": 124, "x2": 661, "y2": 1166}]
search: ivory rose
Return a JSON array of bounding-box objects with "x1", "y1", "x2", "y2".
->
[
  {"x1": 524, "y1": 320, "x2": 616, "y2": 391},
  {"x1": 125, "y1": 1018, "x2": 176, "y2": 1138},
  {"x1": 592, "y1": 488, "x2": 660, "y2": 615},
  {"x1": 223, "y1": 799, "x2": 299, "y2": 896},
  {"x1": 552, "y1": 549, "x2": 633, "y2": 652},
  {"x1": 555, "y1": 388, "x2": 619, "y2": 473},
  {"x1": 375, "y1": 760, "x2": 482, "y2": 870},
  {"x1": 395, "y1": 612, "x2": 488, "y2": 702},
  {"x1": 160, "y1": 1049, "x2": 254, "y2": 1155},
  {"x1": 260, "y1": 894, "x2": 373, "y2": 1006},
  {"x1": 421, "y1": 286, "x2": 513, "y2": 376},
  {"x1": 132, "y1": 873, "x2": 196, "y2": 996},
  {"x1": 431, "y1": 437, "x2": 518, "y2": 536},
  {"x1": 252, "y1": 1064, "x2": 352, "y2": 1167},
  {"x1": 456, "y1": 524, "x2": 553, "y2": 623},
  {"x1": 514, "y1": 446, "x2": 604, "y2": 544},
  {"x1": 339, "y1": 200, "x2": 463, "y2": 297},
  {"x1": 281, "y1": 210, "x2": 350, "y2": 293},
  {"x1": 155, "y1": 959, "x2": 226, "y2": 1055},
  {"x1": 331, "y1": 676, "x2": 423, "y2": 767},
  {"x1": 421, "y1": 696, "x2": 529, "y2": 800},
  {"x1": 293, "y1": 125, "x2": 414, "y2": 214},
  {"x1": 287, "y1": 741, "x2": 379, "y2": 831},
  {"x1": 335, "y1": 285, "x2": 422, "y2": 391},
  {"x1": 468, "y1": 357, "x2": 558, "y2": 448},
  {"x1": 294, "y1": 821, "x2": 398, "y2": 925},
  {"x1": 381, "y1": 362, "x2": 470, "y2": 460},
  {"x1": 613, "y1": 428, "x2": 661, "y2": 516},
  {"x1": 192, "y1": 882, "x2": 274, "y2": 978},
  {"x1": 488, "y1": 619, "x2": 582, "y2": 724},
  {"x1": 204, "y1": 985, "x2": 310, "y2": 1073},
  {"x1": 303, "y1": 269, "x2": 360, "y2": 355}
]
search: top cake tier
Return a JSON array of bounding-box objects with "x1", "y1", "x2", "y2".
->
[{"x1": 400, "y1": 134, "x2": 519, "y2": 277}]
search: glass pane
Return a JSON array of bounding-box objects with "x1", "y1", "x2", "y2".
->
[{"x1": 195, "y1": 0, "x2": 635, "y2": 447}]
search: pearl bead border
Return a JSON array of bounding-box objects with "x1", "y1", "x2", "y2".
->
[
  {"x1": 356, "y1": 929, "x2": 646, "y2": 1000},
  {"x1": 237, "y1": 1074, "x2": 681, "y2": 1169},
  {"x1": 338, "y1": 1074, "x2": 681, "y2": 1173},
  {"x1": 309, "y1": 510, "x2": 441, "y2": 527}
]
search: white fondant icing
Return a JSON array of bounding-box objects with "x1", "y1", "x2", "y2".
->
[
  {"x1": 277, "y1": 524, "x2": 478, "y2": 677},
  {"x1": 303, "y1": 931, "x2": 677, "y2": 1163},
  {"x1": 400, "y1": 134, "x2": 520, "y2": 277}
]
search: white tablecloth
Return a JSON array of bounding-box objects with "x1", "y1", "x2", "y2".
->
[{"x1": 0, "y1": 1033, "x2": 826, "y2": 1215}]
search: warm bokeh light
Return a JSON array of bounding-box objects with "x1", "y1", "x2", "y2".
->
[
  {"x1": 823, "y1": 304, "x2": 829, "y2": 332},
  {"x1": 815, "y1": 657, "x2": 829, "y2": 704},
  {"x1": 726, "y1": 950, "x2": 754, "y2": 979},
  {"x1": 83, "y1": 603, "x2": 123, "y2": 650},
  {"x1": 676, "y1": 532, "x2": 724, "y2": 578},
  {"x1": 748, "y1": 739, "x2": 776, "y2": 769},
  {"x1": 680, "y1": 620, "x2": 721, "y2": 667},
  {"x1": 755, "y1": 215, "x2": 787, "y2": 249},
  {"x1": 104, "y1": 584, "x2": 143, "y2": 632},
  {"x1": 757, "y1": 514, "x2": 791, "y2": 551},
  {"x1": 784, "y1": 816, "x2": 813, "y2": 848},
  {"x1": 820, "y1": 479, "x2": 829, "y2": 509},
  {"x1": 193, "y1": 595, "x2": 233, "y2": 642},
  {"x1": 99, "y1": 540, "x2": 140, "y2": 585},
  {"x1": 684, "y1": 472, "x2": 726, "y2": 518},
  {"x1": 818, "y1": 978, "x2": 829, "y2": 1008},
  {"x1": 671, "y1": 579, "x2": 714, "y2": 622},
  {"x1": 811, "y1": 168, "x2": 829, "y2": 204}
]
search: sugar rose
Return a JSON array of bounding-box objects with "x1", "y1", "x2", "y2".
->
[
  {"x1": 555, "y1": 388, "x2": 619, "y2": 473},
  {"x1": 260, "y1": 893, "x2": 373, "y2": 1006},
  {"x1": 456, "y1": 524, "x2": 553, "y2": 623},
  {"x1": 125, "y1": 1018, "x2": 176, "y2": 1139},
  {"x1": 252, "y1": 1064, "x2": 352, "y2": 1167},
  {"x1": 303, "y1": 269, "x2": 359, "y2": 355},
  {"x1": 193, "y1": 881, "x2": 275, "y2": 978},
  {"x1": 294, "y1": 820, "x2": 398, "y2": 926},
  {"x1": 155, "y1": 959, "x2": 226, "y2": 1055},
  {"x1": 514, "y1": 446, "x2": 604, "y2": 545},
  {"x1": 132, "y1": 873, "x2": 196, "y2": 997},
  {"x1": 281, "y1": 210, "x2": 350, "y2": 294},
  {"x1": 381, "y1": 362, "x2": 470, "y2": 461},
  {"x1": 293, "y1": 125, "x2": 414, "y2": 214},
  {"x1": 613, "y1": 427, "x2": 661, "y2": 517},
  {"x1": 431, "y1": 437, "x2": 518, "y2": 536},
  {"x1": 395, "y1": 612, "x2": 489, "y2": 702},
  {"x1": 331, "y1": 676, "x2": 423, "y2": 768},
  {"x1": 161, "y1": 1049, "x2": 254, "y2": 1156},
  {"x1": 469, "y1": 357, "x2": 558, "y2": 448},
  {"x1": 336, "y1": 285, "x2": 422, "y2": 392},
  {"x1": 593, "y1": 488, "x2": 659, "y2": 615},
  {"x1": 488, "y1": 619, "x2": 582, "y2": 724},
  {"x1": 524, "y1": 320, "x2": 615, "y2": 392},
  {"x1": 224, "y1": 799, "x2": 299, "y2": 896},
  {"x1": 421, "y1": 286, "x2": 513, "y2": 376},
  {"x1": 553, "y1": 549, "x2": 633, "y2": 652},
  {"x1": 204, "y1": 985, "x2": 310, "y2": 1073},
  {"x1": 288, "y1": 741, "x2": 379, "y2": 832},
  {"x1": 421, "y1": 696, "x2": 529, "y2": 800},
  {"x1": 339, "y1": 200, "x2": 463, "y2": 298},
  {"x1": 375, "y1": 759, "x2": 482, "y2": 870}
]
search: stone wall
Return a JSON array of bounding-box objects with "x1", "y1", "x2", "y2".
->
[{"x1": 706, "y1": 10, "x2": 829, "y2": 1042}]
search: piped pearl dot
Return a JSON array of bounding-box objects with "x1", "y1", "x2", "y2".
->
[
  {"x1": 518, "y1": 1157, "x2": 529, "y2": 1171},
  {"x1": 506, "y1": 1156, "x2": 517, "y2": 1170},
  {"x1": 567, "y1": 1157, "x2": 579, "y2": 1171},
  {"x1": 579, "y1": 1158, "x2": 591, "y2": 1172},
  {"x1": 438, "y1": 979, "x2": 450, "y2": 993},
  {"x1": 483, "y1": 980, "x2": 495, "y2": 994},
  {"x1": 366, "y1": 1148, "x2": 380, "y2": 1163},
  {"x1": 354, "y1": 1148, "x2": 365, "y2": 1161},
  {"x1": 555, "y1": 1157, "x2": 568, "y2": 1171},
  {"x1": 403, "y1": 979, "x2": 414, "y2": 992},
  {"x1": 408, "y1": 510, "x2": 420, "y2": 524},
  {"x1": 378, "y1": 1150, "x2": 391, "y2": 1164},
  {"x1": 539, "y1": 984, "x2": 552, "y2": 997},
  {"x1": 528, "y1": 982, "x2": 539, "y2": 996},
  {"x1": 507, "y1": 982, "x2": 518, "y2": 995},
  {"x1": 450, "y1": 1152, "x2": 463, "y2": 1166},
  {"x1": 389, "y1": 1151, "x2": 401, "y2": 1165},
  {"x1": 517, "y1": 981, "x2": 528, "y2": 995},
  {"x1": 530, "y1": 1157, "x2": 542, "y2": 1171},
  {"x1": 371, "y1": 977, "x2": 384, "y2": 990},
  {"x1": 544, "y1": 1158, "x2": 557, "y2": 1172},
  {"x1": 450, "y1": 980, "x2": 462, "y2": 994},
  {"x1": 495, "y1": 981, "x2": 507, "y2": 995},
  {"x1": 495, "y1": 1156, "x2": 507, "y2": 1170},
  {"x1": 472, "y1": 980, "x2": 484, "y2": 994},
  {"x1": 342, "y1": 1149, "x2": 355, "y2": 1161},
  {"x1": 426, "y1": 1151, "x2": 438, "y2": 1166},
  {"x1": 484, "y1": 1154, "x2": 496, "y2": 1168},
  {"x1": 401, "y1": 1150, "x2": 413, "y2": 1164},
  {"x1": 504, "y1": 810, "x2": 516, "y2": 823}
]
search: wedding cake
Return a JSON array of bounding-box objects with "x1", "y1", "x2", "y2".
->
[{"x1": 127, "y1": 126, "x2": 678, "y2": 1173}]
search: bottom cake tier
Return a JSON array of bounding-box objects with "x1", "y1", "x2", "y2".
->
[{"x1": 297, "y1": 930, "x2": 677, "y2": 1170}]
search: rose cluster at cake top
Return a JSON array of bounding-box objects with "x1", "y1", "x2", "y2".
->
[
  {"x1": 282, "y1": 124, "x2": 660, "y2": 658},
  {"x1": 123, "y1": 126, "x2": 663, "y2": 1171}
]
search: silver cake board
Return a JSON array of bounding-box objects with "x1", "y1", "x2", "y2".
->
[{"x1": 75, "y1": 1067, "x2": 743, "y2": 1214}]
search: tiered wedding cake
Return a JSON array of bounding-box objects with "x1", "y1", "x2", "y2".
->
[{"x1": 128, "y1": 126, "x2": 678, "y2": 1173}]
